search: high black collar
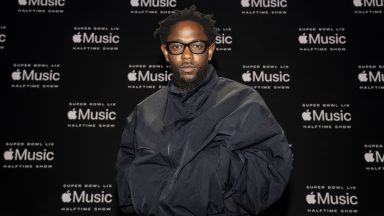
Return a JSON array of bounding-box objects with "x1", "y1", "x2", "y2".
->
[{"x1": 167, "y1": 64, "x2": 218, "y2": 98}]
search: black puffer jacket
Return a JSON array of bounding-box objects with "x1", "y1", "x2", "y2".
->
[{"x1": 115, "y1": 65, "x2": 293, "y2": 216}]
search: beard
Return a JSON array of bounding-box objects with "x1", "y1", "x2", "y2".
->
[{"x1": 170, "y1": 62, "x2": 209, "y2": 92}]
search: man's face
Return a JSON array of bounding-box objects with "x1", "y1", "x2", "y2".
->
[{"x1": 161, "y1": 20, "x2": 215, "y2": 90}]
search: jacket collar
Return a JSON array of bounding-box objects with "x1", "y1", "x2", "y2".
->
[{"x1": 167, "y1": 64, "x2": 218, "y2": 97}]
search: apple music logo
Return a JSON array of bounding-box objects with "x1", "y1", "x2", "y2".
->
[
  {"x1": 60, "y1": 184, "x2": 113, "y2": 212},
  {"x1": 364, "y1": 144, "x2": 384, "y2": 171},
  {"x1": 3, "y1": 141, "x2": 55, "y2": 169},
  {"x1": 298, "y1": 33, "x2": 346, "y2": 45},
  {"x1": 242, "y1": 70, "x2": 290, "y2": 83},
  {"x1": 11, "y1": 69, "x2": 60, "y2": 81},
  {"x1": 3, "y1": 148, "x2": 54, "y2": 161},
  {"x1": 298, "y1": 27, "x2": 347, "y2": 52},
  {"x1": 301, "y1": 109, "x2": 352, "y2": 122},
  {"x1": 127, "y1": 64, "x2": 171, "y2": 89},
  {"x1": 61, "y1": 190, "x2": 112, "y2": 203},
  {"x1": 240, "y1": 0, "x2": 287, "y2": 8},
  {"x1": 241, "y1": 64, "x2": 291, "y2": 90},
  {"x1": 72, "y1": 26, "x2": 120, "y2": 51},
  {"x1": 301, "y1": 103, "x2": 352, "y2": 129},
  {"x1": 18, "y1": 0, "x2": 65, "y2": 6},
  {"x1": 305, "y1": 191, "x2": 358, "y2": 207},
  {"x1": 305, "y1": 185, "x2": 359, "y2": 214},
  {"x1": 17, "y1": 0, "x2": 65, "y2": 14},
  {"x1": 10, "y1": 63, "x2": 61, "y2": 89},
  {"x1": 357, "y1": 65, "x2": 384, "y2": 90},
  {"x1": 353, "y1": 0, "x2": 384, "y2": 14},
  {"x1": 66, "y1": 102, "x2": 117, "y2": 128},
  {"x1": 129, "y1": 0, "x2": 176, "y2": 15},
  {"x1": 72, "y1": 32, "x2": 120, "y2": 44},
  {"x1": 358, "y1": 71, "x2": 384, "y2": 82},
  {"x1": 130, "y1": 0, "x2": 176, "y2": 7},
  {"x1": 305, "y1": 192, "x2": 358, "y2": 206},
  {"x1": 353, "y1": 0, "x2": 384, "y2": 7},
  {"x1": 67, "y1": 108, "x2": 116, "y2": 121},
  {"x1": 240, "y1": 0, "x2": 288, "y2": 15},
  {"x1": 127, "y1": 70, "x2": 172, "y2": 82},
  {"x1": 364, "y1": 150, "x2": 384, "y2": 163}
]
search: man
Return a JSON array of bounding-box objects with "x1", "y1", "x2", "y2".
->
[{"x1": 116, "y1": 6, "x2": 293, "y2": 216}]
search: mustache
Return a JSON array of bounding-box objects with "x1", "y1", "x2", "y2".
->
[
  {"x1": 179, "y1": 64, "x2": 197, "y2": 68},
  {"x1": 179, "y1": 63, "x2": 196, "y2": 68}
]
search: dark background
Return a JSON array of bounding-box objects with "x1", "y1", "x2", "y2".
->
[{"x1": 1, "y1": 0, "x2": 383, "y2": 215}]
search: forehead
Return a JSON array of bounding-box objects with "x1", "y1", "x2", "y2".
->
[{"x1": 167, "y1": 20, "x2": 207, "y2": 42}]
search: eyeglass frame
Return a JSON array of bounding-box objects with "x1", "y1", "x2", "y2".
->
[{"x1": 164, "y1": 40, "x2": 213, "y2": 55}]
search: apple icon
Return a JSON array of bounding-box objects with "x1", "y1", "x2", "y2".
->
[
  {"x1": 61, "y1": 190, "x2": 72, "y2": 203},
  {"x1": 298, "y1": 33, "x2": 308, "y2": 44},
  {"x1": 358, "y1": 71, "x2": 368, "y2": 82},
  {"x1": 12, "y1": 69, "x2": 22, "y2": 81},
  {"x1": 364, "y1": 150, "x2": 375, "y2": 162},
  {"x1": 306, "y1": 192, "x2": 316, "y2": 204},
  {"x1": 242, "y1": 71, "x2": 252, "y2": 82},
  {"x1": 241, "y1": 0, "x2": 250, "y2": 7},
  {"x1": 3, "y1": 149, "x2": 14, "y2": 160},
  {"x1": 18, "y1": 0, "x2": 28, "y2": 6},
  {"x1": 67, "y1": 108, "x2": 77, "y2": 120},
  {"x1": 127, "y1": 70, "x2": 138, "y2": 81},
  {"x1": 302, "y1": 109, "x2": 312, "y2": 121},
  {"x1": 72, "y1": 32, "x2": 82, "y2": 43},
  {"x1": 131, "y1": 0, "x2": 140, "y2": 7},
  {"x1": 353, "y1": 0, "x2": 363, "y2": 7}
]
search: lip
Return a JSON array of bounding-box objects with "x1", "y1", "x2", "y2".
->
[{"x1": 179, "y1": 65, "x2": 196, "y2": 73}]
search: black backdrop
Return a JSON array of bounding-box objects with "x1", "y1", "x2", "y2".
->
[{"x1": 1, "y1": 0, "x2": 384, "y2": 215}]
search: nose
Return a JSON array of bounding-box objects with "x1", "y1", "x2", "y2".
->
[{"x1": 181, "y1": 45, "x2": 193, "y2": 60}]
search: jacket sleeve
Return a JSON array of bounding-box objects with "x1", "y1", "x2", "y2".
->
[
  {"x1": 115, "y1": 109, "x2": 137, "y2": 214},
  {"x1": 221, "y1": 98, "x2": 293, "y2": 215}
]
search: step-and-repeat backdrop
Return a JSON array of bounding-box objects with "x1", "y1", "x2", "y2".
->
[{"x1": 1, "y1": 0, "x2": 383, "y2": 215}]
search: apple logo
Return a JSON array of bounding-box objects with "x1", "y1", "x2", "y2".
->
[
  {"x1": 306, "y1": 192, "x2": 316, "y2": 204},
  {"x1": 298, "y1": 33, "x2": 308, "y2": 44},
  {"x1": 353, "y1": 0, "x2": 363, "y2": 7},
  {"x1": 358, "y1": 71, "x2": 368, "y2": 82},
  {"x1": 67, "y1": 108, "x2": 77, "y2": 120},
  {"x1": 12, "y1": 69, "x2": 22, "y2": 81},
  {"x1": 61, "y1": 190, "x2": 72, "y2": 203},
  {"x1": 3, "y1": 149, "x2": 14, "y2": 160},
  {"x1": 302, "y1": 109, "x2": 312, "y2": 121},
  {"x1": 72, "y1": 32, "x2": 82, "y2": 43},
  {"x1": 131, "y1": 0, "x2": 140, "y2": 7},
  {"x1": 241, "y1": 0, "x2": 250, "y2": 7},
  {"x1": 364, "y1": 150, "x2": 375, "y2": 162},
  {"x1": 242, "y1": 71, "x2": 252, "y2": 82},
  {"x1": 127, "y1": 70, "x2": 138, "y2": 81},
  {"x1": 18, "y1": 0, "x2": 28, "y2": 6}
]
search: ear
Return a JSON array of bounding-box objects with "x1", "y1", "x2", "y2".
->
[
  {"x1": 160, "y1": 44, "x2": 169, "y2": 62},
  {"x1": 207, "y1": 43, "x2": 216, "y2": 61}
]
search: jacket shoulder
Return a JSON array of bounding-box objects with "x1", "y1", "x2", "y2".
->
[
  {"x1": 216, "y1": 77, "x2": 267, "y2": 107},
  {"x1": 137, "y1": 87, "x2": 168, "y2": 107},
  {"x1": 132, "y1": 87, "x2": 168, "y2": 120}
]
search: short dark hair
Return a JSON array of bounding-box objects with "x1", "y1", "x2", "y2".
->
[{"x1": 154, "y1": 5, "x2": 218, "y2": 44}]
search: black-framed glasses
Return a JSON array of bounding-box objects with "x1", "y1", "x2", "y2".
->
[{"x1": 165, "y1": 40, "x2": 211, "y2": 55}]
